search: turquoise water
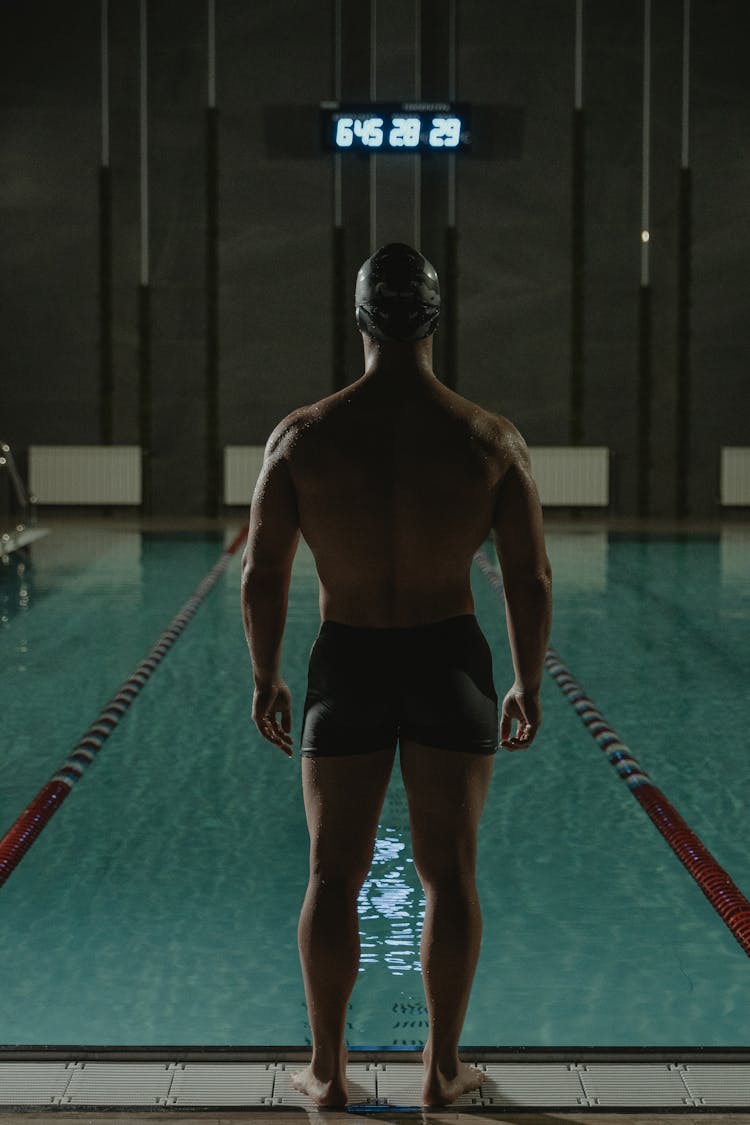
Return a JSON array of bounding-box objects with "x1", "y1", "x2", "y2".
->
[{"x1": 0, "y1": 524, "x2": 748, "y2": 1047}]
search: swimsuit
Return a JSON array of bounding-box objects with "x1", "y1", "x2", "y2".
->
[{"x1": 300, "y1": 614, "x2": 498, "y2": 757}]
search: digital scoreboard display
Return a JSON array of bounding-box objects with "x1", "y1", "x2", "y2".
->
[{"x1": 321, "y1": 102, "x2": 471, "y2": 153}]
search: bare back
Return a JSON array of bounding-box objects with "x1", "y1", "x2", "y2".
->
[{"x1": 275, "y1": 372, "x2": 519, "y2": 626}]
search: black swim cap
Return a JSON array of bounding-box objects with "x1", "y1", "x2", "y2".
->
[{"x1": 355, "y1": 243, "x2": 440, "y2": 342}]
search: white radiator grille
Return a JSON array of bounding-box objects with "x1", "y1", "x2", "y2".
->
[
  {"x1": 29, "y1": 446, "x2": 141, "y2": 504},
  {"x1": 530, "y1": 447, "x2": 609, "y2": 506},
  {"x1": 721, "y1": 447, "x2": 750, "y2": 505},
  {"x1": 224, "y1": 446, "x2": 265, "y2": 505}
]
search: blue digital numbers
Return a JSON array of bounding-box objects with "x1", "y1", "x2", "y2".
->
[
  {"x1": 324, "y1": 104, "x2": 469, "y2": 153},
  {"x1": 334, "y1": 117, "x2": 354, "y2": 147},
  {"x1": 354, "y1": 116, "x2": 384, "y2": 147},
  {"x1": 389, "y1": 116, "x2": 421, "y2": 148},
  {"x1": 334, "y1": 117, "x2": 384, "y2": 148},
  {"x1": 428, "y1": 116, "x2": 461, "y2": 148}
]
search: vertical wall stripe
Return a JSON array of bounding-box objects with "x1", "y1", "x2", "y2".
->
[
  {"x1": 447, "y1": 158, "x2": 456, "y2": 230},
  {"x1": 98, "y1": 170, "x2": 113, "y2": 445},
  {"x1": 333, "y1": 154, "x2": 343, "y2": 228},
  {"x1": 207, "y1": 0, "x2": 216, "y2": 108},
  {"x1": 413, "y1": 0, "x2": 421, "y2": 97},
  {"x1": 676, "y1": 0, "x2": 692, "y2": 516},
  {"x1": 413, "y1": 0, "x2": 422, "y2": 248},
  {"x1": 368, "y1": 162, "x2": 376, "y2": 255},
  {"x1": 98, "y1": 0, "x2": 113, "y2": 445},
  {"x1": 640, "y1": 0, "x2": 651, "y2": 286},
  {"x1": 412, "y1": 158, "x2": 421, "y2": 250},
  {"x1": 444, "y1": 225, "x2": 457, "y2": 391},
  {"x1": 332, "y1": 225, "x2": 347, "y2": 393},
  {"x1": 681, "y1": 0, "x2": 690, "y2": 170},
  {"x1": 332, "y1": 0, "x2": 346, "y2": 392},
  {"x1": 139, "y1": 0, "x2": 149, "y2": 288},
  {"x1": 569, "y1": 0, "x2": 585, "y2": 444},
  {"x1": 637, "y1": 285, "x2": 652, "y2": 517},
  {"x1": 333, "y1": 0, "x2": 342, "y2": 99},
  {"x1": 676, "y1": 167, "x2": 692, "y2": 517},
  {"x1": 443, "y1": 0, "x2": 458, "y2": 390},
  {"x1": 100, "y1": 0, "x2": 110, "y2": 166},
  {"x1": 574, "y1": 0, "x2": 583, "y2": 109},
  {"x1": 205, "y1": 0, "x2": 220, "y2": 516},
  {"x1": 369, "y1": 0, "x2": 377, "y2": 252},
  {"x1": 369, "y1": 0, "x2": 377, "y2": 99},
  {"x1": 636, "y1": 0, "x2": 653, "y2": 516},
  {"x1": 138, "y1": 289, "x2": 152, "y2": 514},
  {"x1": 447, "y1": 0, "x2": 457, "y2": 99},
  {"x1": 332, "y1": 0, "x2": 343, "y2": 227},
  {"x1": 447, "y1": 0, "x2": 457, "y2": 228},
  {"x1": 138, "y1": 0, "x2": 151, "y2": 511}
]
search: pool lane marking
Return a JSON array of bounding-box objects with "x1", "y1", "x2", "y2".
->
[
  {"x1": 474, "y1": 545, "x2": 750, "y2": 958},
  {"x1": 0, "y1": 526, "x2": 248, "y2": 890}
]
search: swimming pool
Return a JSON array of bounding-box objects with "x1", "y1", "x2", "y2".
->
[{"x1": 1, "y1": 522, "x2": 748, "y2": 1047}]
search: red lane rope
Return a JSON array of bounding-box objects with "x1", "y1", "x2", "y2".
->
[
  {"x1": 0, "y1": 527, "x2": 248, "y2": 889},
  {"x1": 475, "y1": 545, "x2": 750, "y2": 958}
]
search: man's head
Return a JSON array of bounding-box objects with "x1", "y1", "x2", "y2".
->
[{"x1": 355, "y1": 243, "x2": 440, "y2": 343}]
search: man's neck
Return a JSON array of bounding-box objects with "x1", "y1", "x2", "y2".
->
[{"x1": 361, "y1": 335, "x2": 436, "y2": 383}]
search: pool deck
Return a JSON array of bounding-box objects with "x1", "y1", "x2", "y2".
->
[{"x1": 1, "y1": 1049, "x2": 749, "y2": 1116}]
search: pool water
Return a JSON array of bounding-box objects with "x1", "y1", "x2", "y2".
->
[{"x1": 0, "y1": 524, "x2": 748, "y2": 1047}]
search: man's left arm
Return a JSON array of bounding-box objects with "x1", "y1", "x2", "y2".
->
[{"x1": 241, "y1": 433, "x2": 301, "y2": 756}]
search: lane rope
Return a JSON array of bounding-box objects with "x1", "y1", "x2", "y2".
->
[
  {"x1": 474, "y1": 544, "x2": 750, "y2": 957},
  {"x1": 0, "y1": 526, "x2": 248, "y2": 889}
]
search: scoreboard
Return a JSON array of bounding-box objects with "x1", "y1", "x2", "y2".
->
[{"x1": 321, "y1": 102, "x2": 471, "y2": 153}]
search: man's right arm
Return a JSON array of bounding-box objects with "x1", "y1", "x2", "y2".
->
[
  {"x1": 240, "y1": 420, "x2": 301, "y2": 755},
  {"x1": 491, "y1": 429, "x2": 552, "y2": 750}
]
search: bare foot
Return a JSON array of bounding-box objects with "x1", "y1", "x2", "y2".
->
[
  {"x1": 289, "y1": 1063, "x2": 348, "y2": 1108},
  {"x1": 422, "y1": 1058, "x2": 485, "y2": 1107}
]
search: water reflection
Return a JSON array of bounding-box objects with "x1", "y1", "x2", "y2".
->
[
  {"x1": 0, "y1": 559, "x2": 33, "y2": 670},
  {"x1": 721, "y1": 527, "x2": 750, "y2": 588},
  {"x1": 358, "y1": 825, "x2": 423, "y2": 976}
]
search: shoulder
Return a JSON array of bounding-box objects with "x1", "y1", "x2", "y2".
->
[
  {"x1": 265, "y1": 387, "x2": 351, "y2": 464},
  {"x1": 492, "y1": 414, "x2": 531, "y2": 469},
  {"x1": 447, "y1": 391, "x2": 530, "y2": 470},
  {"x1": 264, "y1": 410, "x2": 303, "y2": 458},
  {"x1": 264, "y1": 403, "x2": 321, "y2": 461},
  {"x1": 463, "y1": 406, "x2": 534, "y2": 495}
]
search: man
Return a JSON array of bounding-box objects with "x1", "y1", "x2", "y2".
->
[{"x1": 241, "y1": 243, "x2": 552, "y2": 1108}]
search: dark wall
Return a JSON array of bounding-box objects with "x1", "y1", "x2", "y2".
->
[{"x1": 1, "y1": 0, "x2": 748, "y2": 516}]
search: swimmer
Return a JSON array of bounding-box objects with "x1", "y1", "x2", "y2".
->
[{"x1": 241, "y1": 242, "x2": 552, "y2": 1108}]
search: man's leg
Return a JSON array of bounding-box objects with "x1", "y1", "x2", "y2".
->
[
  {"x1": 292, "y1": 745, "x2": 396, "y2": 1108},
  {"x1": 399, "y1": 740, "x2": 494, "y2": 1107}
]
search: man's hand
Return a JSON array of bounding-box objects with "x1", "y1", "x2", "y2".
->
[
  {"x1": 252, "y1": 679, "x2": 293, "y2": 756},
  {"x1": 500, "y1": 684, "x2": 541, "y2": 751},
  {"x1": 492, "y1": 430, "x2": 552, "y2": 752}
]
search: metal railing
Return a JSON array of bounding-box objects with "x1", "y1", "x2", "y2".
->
[{"x1": 1, "y1": 441, "x2": 38, "y2": 556}]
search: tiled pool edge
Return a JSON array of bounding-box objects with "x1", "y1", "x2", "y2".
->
[{"x1": 1, "y1": 1049, "x2": 749, "y2": 1111}]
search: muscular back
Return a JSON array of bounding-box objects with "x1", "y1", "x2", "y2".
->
[{"x1": 276, "y1": 372, "x2": 520, "y2": 626}]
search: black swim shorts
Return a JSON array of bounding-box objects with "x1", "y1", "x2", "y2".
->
[{"x1": 300, "y1": 614, "x2": 498, "y2": 757}]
